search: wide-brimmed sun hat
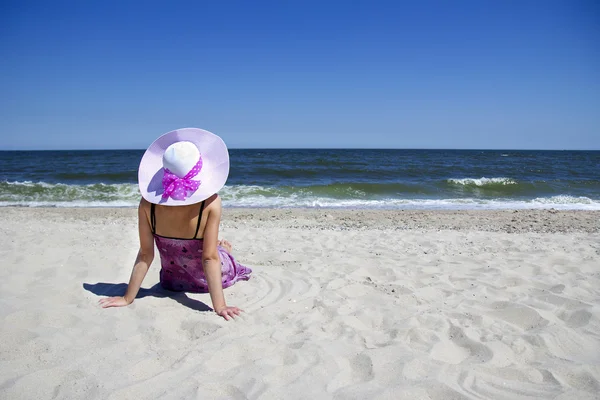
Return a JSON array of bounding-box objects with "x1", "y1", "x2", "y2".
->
[{"x1": 138, "y1": 127, "x2": 230, "y2": 206}]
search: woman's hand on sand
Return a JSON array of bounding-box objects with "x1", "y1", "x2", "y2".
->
[
  {"x1": 99, "y1": 296, "x2": 131, "y2": 308},
  {"x1": 215, "y1": 306, "x2": 242, "y2": 321}
]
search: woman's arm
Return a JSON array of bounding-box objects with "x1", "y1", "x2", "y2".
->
[
  {"x1": 202, "y1": 195, "x2": 241, "y2": 320},
  {"x1": 100, "y1": 199, "x2": 155, "y2": 308}
]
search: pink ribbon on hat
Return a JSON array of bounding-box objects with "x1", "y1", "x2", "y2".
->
[{"x1": 161, "y1": 158, "x2": 203, "y2": 200}]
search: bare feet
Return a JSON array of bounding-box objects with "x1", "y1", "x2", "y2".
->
[{"x1": 218, "y1": 239, "x2": 233, "y2": 253}]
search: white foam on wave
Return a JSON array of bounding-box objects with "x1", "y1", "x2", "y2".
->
[
  {"x1": 447, "y1": 177, "x2": 518, "y2": 186},
  {"x1": 1, "y1": 180, "x2": 53, "y2": 187},
  {"x1": 531, "y1": 195, "x2": 597, "y2": 206}
]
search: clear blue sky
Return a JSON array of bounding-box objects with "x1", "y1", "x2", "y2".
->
[{"x1": 1, "y1": 0, "x2": 598, "y2": 150}]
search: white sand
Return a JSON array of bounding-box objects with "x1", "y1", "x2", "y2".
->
[{"x1": 1, "y1": 208, "x2": 599, "y2": 399}]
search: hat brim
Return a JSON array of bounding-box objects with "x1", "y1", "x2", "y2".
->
[{"x1": 138, "y1": 128, "x2": 230, "y2": 206}]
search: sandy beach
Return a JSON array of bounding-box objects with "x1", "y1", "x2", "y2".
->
[{"x1": 1, "y1": 207, "x2": 599, "y2": 399}]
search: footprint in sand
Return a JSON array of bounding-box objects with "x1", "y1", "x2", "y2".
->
[
  {"x1": 488, "y1": 303, "x2": 549, "y2": 331},
  {"x1": 430, "y1": 323, "x2": 493, "y2": 365},
  {"x1": 557, "y1": 309, "x2": 592, "y2": 328}
]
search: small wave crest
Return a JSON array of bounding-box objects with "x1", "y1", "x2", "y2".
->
[{"x1": 447, "y1": 177, "x2": 518, "y2": 186}]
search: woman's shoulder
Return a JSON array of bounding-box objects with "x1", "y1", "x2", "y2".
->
[
  {"x1": 138, "y1": 197, "x2": 152, "y2": 212},
  {"x1": 204, "y1": 193, "x2": 221, "y2": 211}
]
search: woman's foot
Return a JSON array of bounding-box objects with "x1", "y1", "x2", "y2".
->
[{"x1": 218, "y1": 239, "x2": 233, "y2": 253}]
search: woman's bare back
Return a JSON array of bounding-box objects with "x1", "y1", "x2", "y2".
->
[{"x1": 144, "y1": 194, "x2": 219, "y2": 239}]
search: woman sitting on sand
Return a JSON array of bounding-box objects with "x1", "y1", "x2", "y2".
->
[{"x1": 99, "y1": 128, "x2": 252, "y2": 321}]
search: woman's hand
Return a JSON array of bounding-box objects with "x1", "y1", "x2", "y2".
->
[
  {"x1": 215, "y1": 306, "x2": 242, "y2": 321},
  {"x1": 99, "y1": 296, "x2": 132, "y2": 308}
]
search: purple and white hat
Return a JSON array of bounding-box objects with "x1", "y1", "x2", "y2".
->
[{"x1": 138, "y1": 127, "x2": 230, "y2": 206}]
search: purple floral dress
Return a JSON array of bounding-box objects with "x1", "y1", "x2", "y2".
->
[{"x1": 151, "y1": 203, "x2": 252, "y2": 293}]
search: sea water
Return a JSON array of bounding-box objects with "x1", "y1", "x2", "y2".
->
[{"x1": 1, "y1": 149, "x2": 599, "y2": 209}]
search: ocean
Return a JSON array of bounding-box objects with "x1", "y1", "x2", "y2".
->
[{"x1": 1, "y1": 149, "x2": 599, "y2": 209}]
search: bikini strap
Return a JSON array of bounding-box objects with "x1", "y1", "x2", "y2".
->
[
  {"x1": 192, "y1": 201, "x2": 205, "y2": 239},
  {"x1": 150, "y1": 203, "x2": 156, "y2": 234}
]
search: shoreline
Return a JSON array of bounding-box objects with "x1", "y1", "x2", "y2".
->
[{"x1": 3, "y1": 207, "x2": 599, "y2": 233}]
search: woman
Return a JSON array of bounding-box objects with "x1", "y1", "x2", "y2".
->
[{"x1": 99, "y1": 128, "x2": 252, "y2": 321}]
